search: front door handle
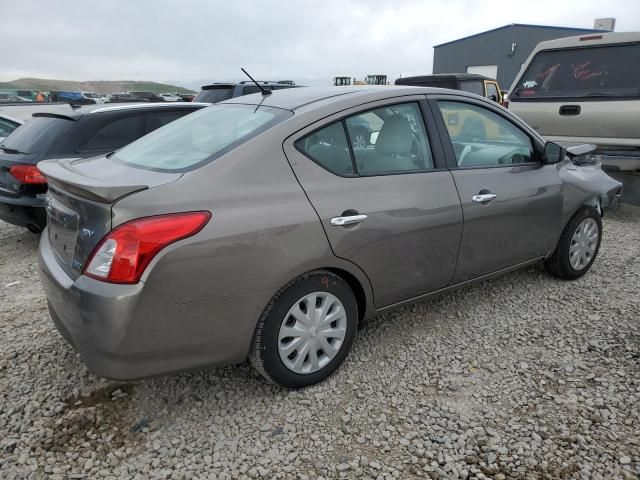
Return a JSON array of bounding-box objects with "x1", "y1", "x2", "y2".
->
[
  {"x1": 330, "y1": 214, "x2": 368, "y2": 226},
  {"x1": 471, "y1": 193, "x2": 497, "y2": 204}
]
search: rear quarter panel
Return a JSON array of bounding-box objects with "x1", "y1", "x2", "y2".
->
[{"x1": 111, "y1": 126, "x2": 374, "y2": 313}]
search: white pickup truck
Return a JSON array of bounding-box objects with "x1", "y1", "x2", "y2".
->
[{"x1": 508, "y1": 32, "x2": 640, "y2": 172}]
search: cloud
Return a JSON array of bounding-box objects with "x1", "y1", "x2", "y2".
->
[{"x1": 1, "y1": 0, "x2": 638, "y2": 87}]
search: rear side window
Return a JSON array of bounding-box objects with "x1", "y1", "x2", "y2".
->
[
  {"x1": 513, "y1": 43, "x2": 640, "y2": 99},
  {"x1": 296, "y1": 102, "x2": 434, "y2": 176},
  {"x1": 295, "y1": 122, "x2": 354, "y2": 175},
  {"x1": 0, "y1": 118, "x2": 19, "y2": 137},
  {"x1": 113, "y1": 104, "x2": 292, "y2": 172},
  {"x1": 0, "y1": 116, "x2": 75, "y2": 154},
  {"x1": 458, "y1": 80, "x2": 484, "y2": 97},
  {"x1": 79, "y1": 115, "x2": 142, "y2": 151},
  {"x1": 194, "y1": 87, "x2": 234, "y2": 103}
]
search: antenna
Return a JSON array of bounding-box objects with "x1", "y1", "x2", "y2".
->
[{"x1": 241, "y1": 68, "x2": 271, "y2": 96}]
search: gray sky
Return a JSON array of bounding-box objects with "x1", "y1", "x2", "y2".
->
[{"x1": 2, "y1": 0, "x2": 639, "y2": 88}]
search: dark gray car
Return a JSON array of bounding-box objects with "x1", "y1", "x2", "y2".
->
[{"x1": 37, "y1": 86, "x2": 622, "y2": 388}]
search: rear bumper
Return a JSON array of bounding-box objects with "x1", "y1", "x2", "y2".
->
[
  {"x1": 38, "y1": 229, "x2": 272, "y2": 380},
  {"x1": 0, "y1": 194, "x2": 46, "y2": 230}
]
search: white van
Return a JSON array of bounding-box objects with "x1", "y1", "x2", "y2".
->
[{"x1": 508, "y1": 32, "x2": 640, "y2": 171}]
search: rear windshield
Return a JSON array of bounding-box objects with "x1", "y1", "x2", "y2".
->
[
  {"x1": 194, "y1": 87, "x2": 235, "y2": 103},
  {"x1": 112, "y1": 104, "x2": 292, "y2": 172},
  {"x1": 513, "y1": 43, "x2": 640, "y2": 99},
  {"x1": 0, "y1": 116, "x2": 75, "y2": 154}
]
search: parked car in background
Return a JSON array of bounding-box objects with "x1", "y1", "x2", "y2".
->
[
  {"x1": 108, "y1": 93, "x2": 148, "y2": 103},
  {"x1": 48, "y1": 91, "x2": 96, "y2": 105},
  {"x1": 396, "y1": 74, "x2": 504, "y2": 104},
  {"x1": 0, "y1": 93, "x2": 32, "y2": 103},
  {"x1": 179, "y1": 93, "x2": 195, "y2": 102},
  {"x1": 0, "y1": 113, "x2": 23, "y2": 143},
  {"x1": 82, "y1": 92, "x2": 108, "y2": 104},
  {"x1": 194, "y1": 80, "x2": 299, "y2": 103},
  {"x1": 0, "y1": 102, "x2": 207, "y2": 232},
  {"x1": 129, "y1": 91, "x2": 165, "y2": 102},
  {"x1": 159, "y1": 93, "x2": 181, "y2": 102},
  {"x1": 508, "y1": 31, "x2": 640, "y2": 172},
  {"x1": 37, "y1": 86, "x2": 621, "y2": 388}
]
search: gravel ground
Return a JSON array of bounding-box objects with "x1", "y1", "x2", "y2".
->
[{"x1": 0, "y1": 207, "x2": 639, "y2": 480}]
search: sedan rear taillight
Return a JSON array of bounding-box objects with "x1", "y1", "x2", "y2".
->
[
  {"x1": 84, "y1": 212, "x2": 211, "y2": 284},
  {"x1": 9, "y1": 165, "x2": 47, "y2": 184}
]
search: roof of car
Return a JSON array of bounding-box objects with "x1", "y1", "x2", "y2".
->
[
  {"x1": 0, "y1": 112, "x2": 23, "y2": 124},
  {"x1": 223, "y1": 85, "x2": 458, "y2": 111},
  {"x1": 396, "y1": 73, "x2": 491, "y2": 84},
  {"x1": 31, "y1": 102, "x2": 208, "y2": 121},
  {"x1": 201, "y1": 81, "x2": 297, "y2": 89}
]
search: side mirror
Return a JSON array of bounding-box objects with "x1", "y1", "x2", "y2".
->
[
  {"x1": 370, "y1": 131, "x2": 379, "y2": 145},
  {"x1": 543, "y1": 141, "x2": 565, "y2": 164}
]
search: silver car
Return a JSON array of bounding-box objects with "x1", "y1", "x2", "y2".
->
[{"x1": 38, "y1": 86, "x2": 622, "y2": 388}]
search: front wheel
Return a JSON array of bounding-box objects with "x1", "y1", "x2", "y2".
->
[
  {"x1": 545, "y1": 207, "x2": 602, "y2": 280},
  {"x1": 250, "y1": 271, "x2": 358, "y2": 388}
]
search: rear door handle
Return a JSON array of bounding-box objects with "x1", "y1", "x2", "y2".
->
[
  {"x1": 471, "y1": 193, "x2": 497, "y2": 204},
  {"x1": 330, "y1": 214, "x2": 368, "y2": 226}
]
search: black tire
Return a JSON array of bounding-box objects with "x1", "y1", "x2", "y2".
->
[
  {"x1": 250, "y1": 270, "x2": 358, "y2": 388},
  {"x1": 544, "y1": 207, "x2": 602, "y2": 280}
]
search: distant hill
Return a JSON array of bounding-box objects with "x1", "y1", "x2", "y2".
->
[{"x1": 0, "y1": 78, "x2": 195, "y2": 95}]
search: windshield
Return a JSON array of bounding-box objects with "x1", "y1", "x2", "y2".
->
[
  {"x1": 194, "y1": 87, "x2": 235, "y2": 103},
  {"x1": 112, "y1": 104, "x2": 292, "y2": 172},
  {"x1": 0, "y1": 116, "x2": 75, "y2": 155},
  {"x1": 513, "y1": 43, "x2": 640, "y2": 99}
]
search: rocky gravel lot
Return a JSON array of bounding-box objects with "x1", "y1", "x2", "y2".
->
[{"x1": 1, "y1": 207, "x2": 639, "y2": 480}]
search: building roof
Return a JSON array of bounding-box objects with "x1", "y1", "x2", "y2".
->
[{"x1": 433, "y1": 23, "x2": 604, "y2": 48}]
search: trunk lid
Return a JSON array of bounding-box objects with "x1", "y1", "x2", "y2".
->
[{"x1": 39, "y1": 155, "x2": 182, "y2": 278}]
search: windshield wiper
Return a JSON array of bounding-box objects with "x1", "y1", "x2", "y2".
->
[{"x1": 0, "y1": 145, "x2": 28, "y2": 155}]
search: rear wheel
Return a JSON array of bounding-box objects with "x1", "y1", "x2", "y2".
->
[
  {"x1": 250, "y1": 271, "x2": 358, "y2": 388},
  {"x1": 545, "y1": 207, "x2": 602, "y2": 280}
]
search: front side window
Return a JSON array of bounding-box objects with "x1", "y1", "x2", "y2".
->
[
  {"x1": 80, "y1": 115, "x2": 142, "y2": 151},
  {"x1": 113, "y1": 104, "x2": 291, "y2": 172},
  {"x1": 346, "y1": 103, "x2": 433, "y2": 174},
  {"x1": 485, "y1": 82, "x2": 499, "y2": 101},
  {"x1": 437, "y1": 101, "x2": 534, "y2": 168},
  {"x1": 296, "y1": 102, "x2": 434, "y2": 176}
]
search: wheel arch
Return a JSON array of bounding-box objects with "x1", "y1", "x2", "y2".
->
[{"x1": 324, "y1": 267, "x2": 369, "y2": 323}]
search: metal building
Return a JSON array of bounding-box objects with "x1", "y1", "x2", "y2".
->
[{"x1": 432, "y1": 24, "x2": 604, "y2": 89}]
